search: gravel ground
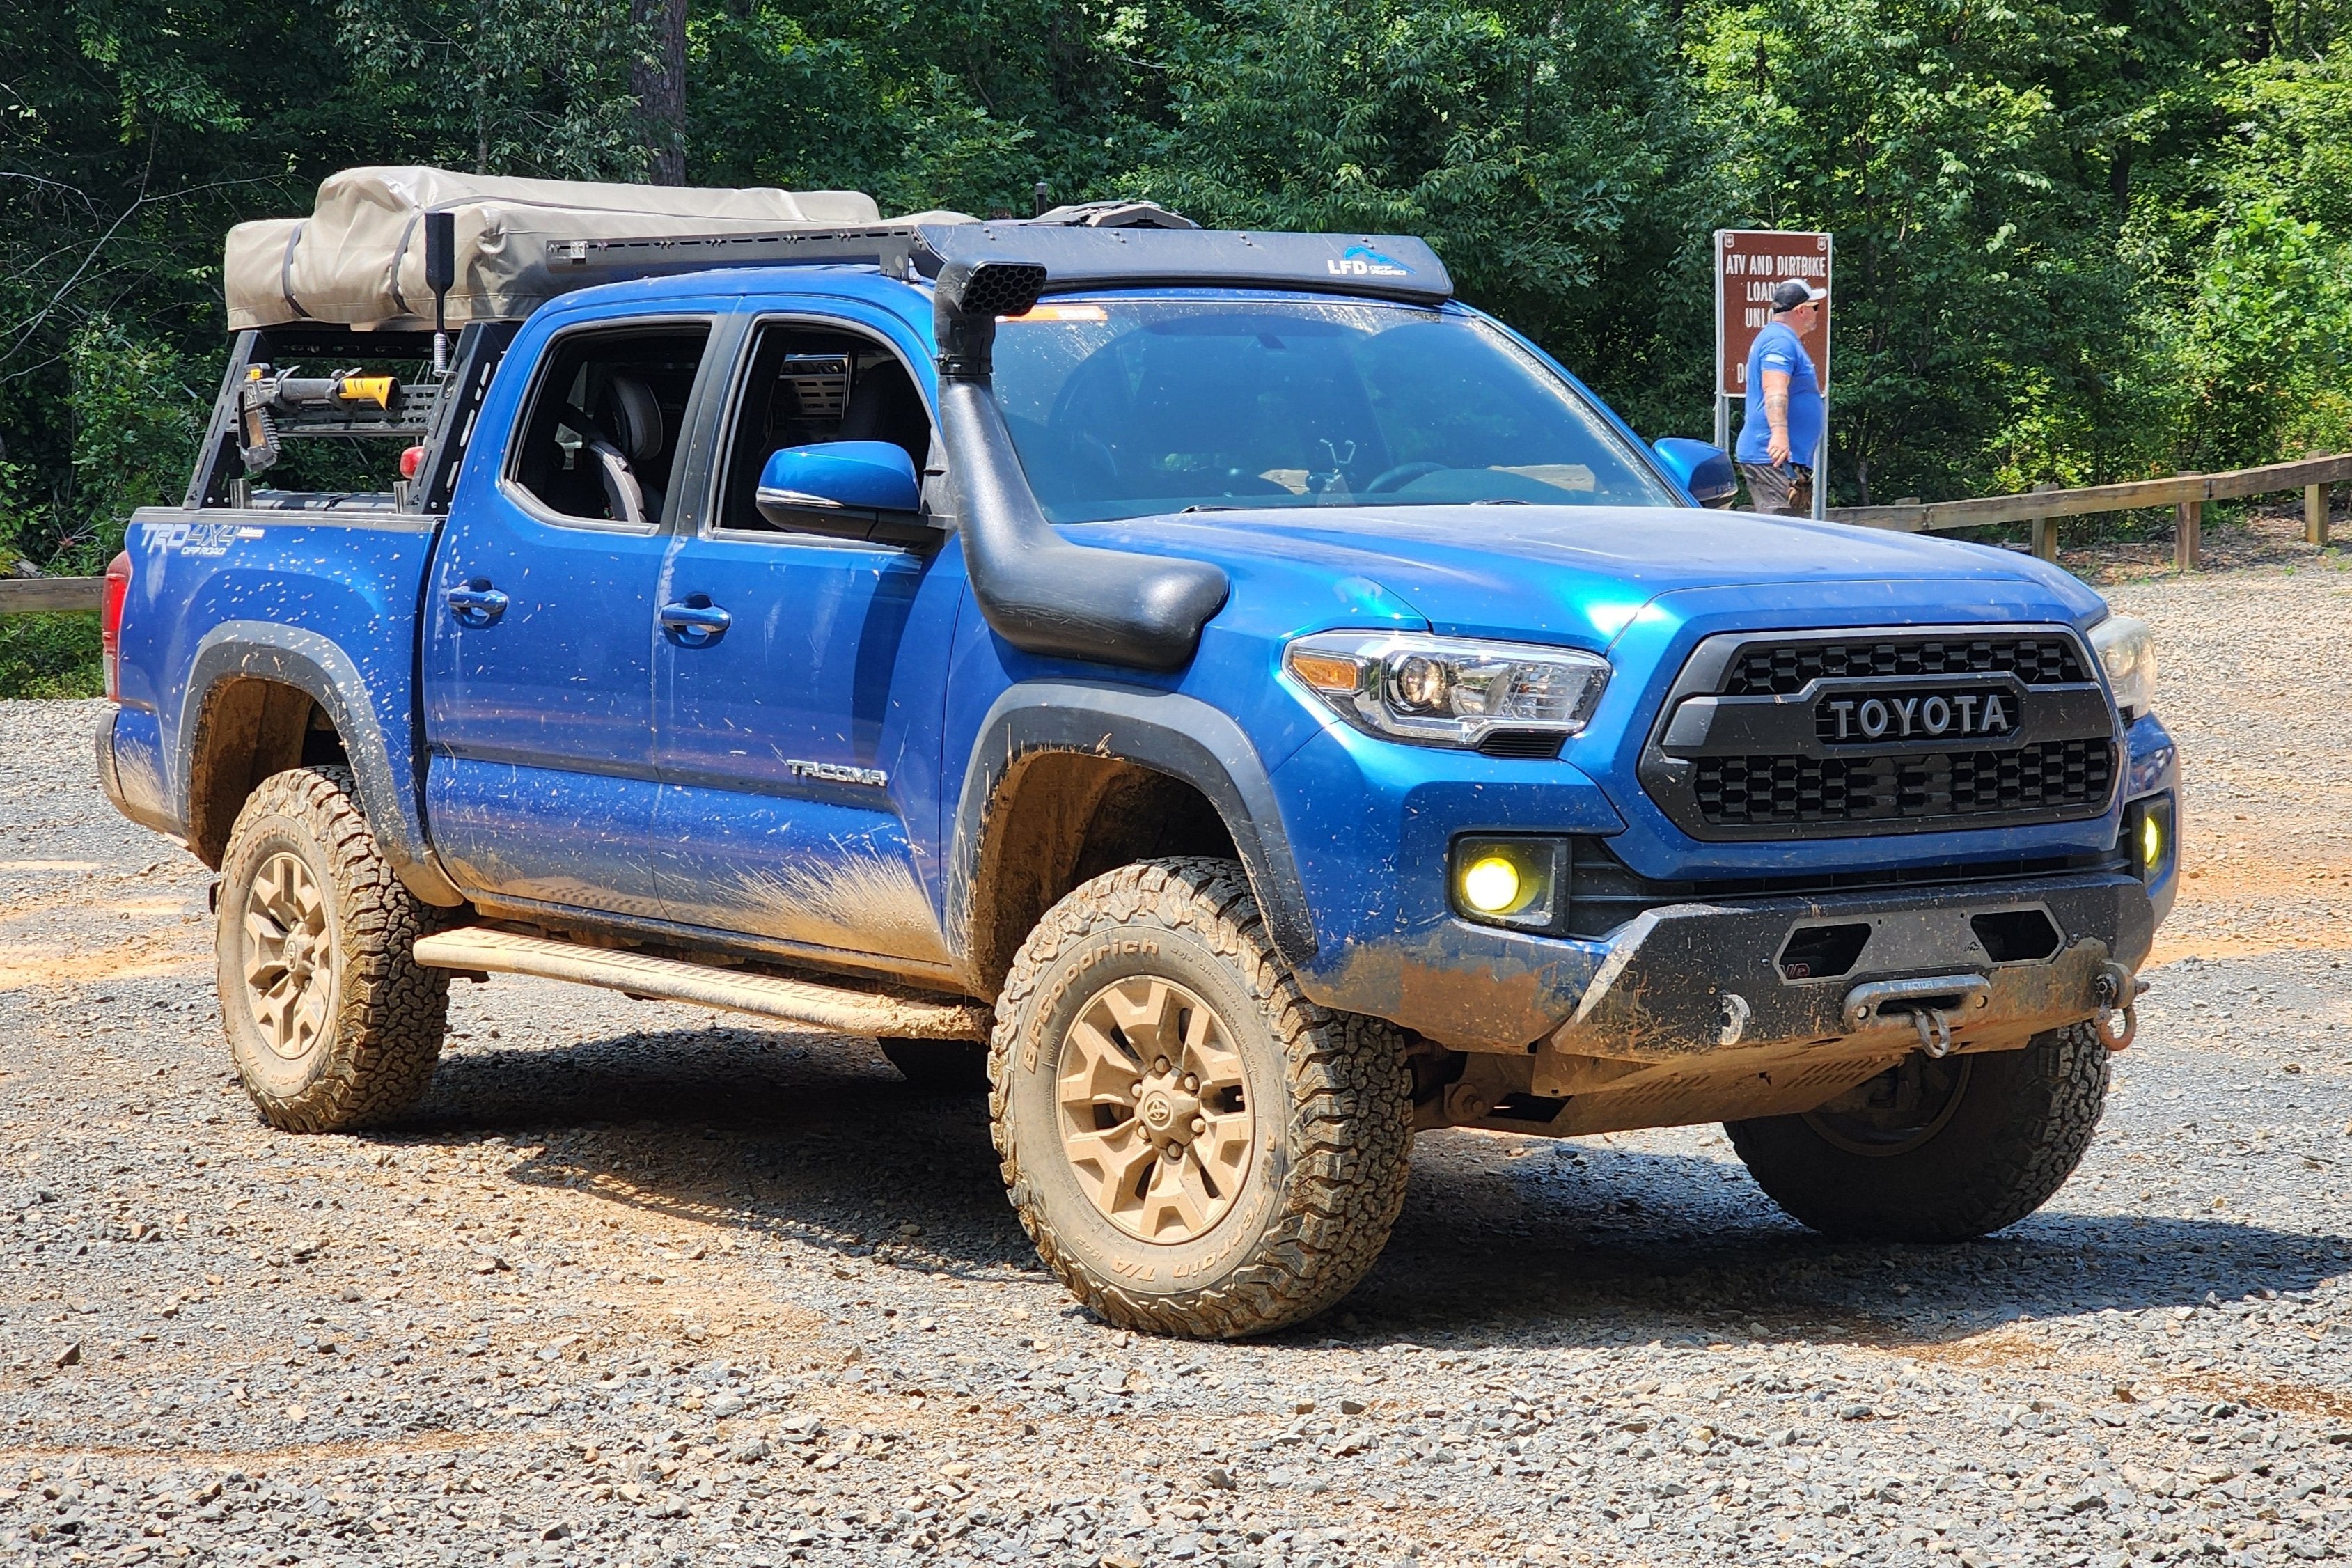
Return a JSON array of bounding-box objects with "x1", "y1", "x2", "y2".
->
[{"x1": 5, "y1": 563, "x2": 2352, "y2": 1568}]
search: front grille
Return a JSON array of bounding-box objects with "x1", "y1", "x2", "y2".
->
[
  {"x1": 1723, "y1": 636, "x2": 2087, "y2": 696},
  {"x1": 1642, "y1": 627, "x2": 2119, "y2": 842},
  {"x1": 1693, "y1": 739, "x2": 2114, "y2": 827}
]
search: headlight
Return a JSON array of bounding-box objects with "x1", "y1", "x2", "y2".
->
[
  {"x1": 2090, "y1": 614, "x2": 2157, "y2": 720},
  {"x1": 1285, "y1": 632, "x2": 1610, "y2": 749}
]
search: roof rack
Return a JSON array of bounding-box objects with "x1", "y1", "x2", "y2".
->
[
  {"x1": 543, "y1": 223, "x2": 1456, "y2": 308},
  {"x1": 544, "y1": 224, "x2": 929, "y2": 287}
]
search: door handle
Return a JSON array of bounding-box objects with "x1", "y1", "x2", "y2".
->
[
  {"x1": 658, "y1": 597, "x2": 732, "y2": 645},
  {"x1": 446, "y1": 581, "x2": 508, "y2": 627}
]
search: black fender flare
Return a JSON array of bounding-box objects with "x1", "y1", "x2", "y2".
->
[
  {"x1": 949, "y1": 681, "x2": 1318, "y2": 973},
  {"x1": 180, "y1": 622, "x2": 464, "y2": 906}
]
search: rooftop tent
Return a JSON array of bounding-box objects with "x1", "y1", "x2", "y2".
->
[{"x1": 222, "y1": 166, "x2": 960, "y2": 330}]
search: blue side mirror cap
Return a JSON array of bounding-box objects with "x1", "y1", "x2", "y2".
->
[
  {"x1": 1651, "y1": 437, "x2": 1739, "y2": 509},
  {"x1": 756, "y1": 441, "x2": 923, "y2": 518}
]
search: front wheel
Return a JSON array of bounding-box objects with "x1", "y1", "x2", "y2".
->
[
  {"x1": 1725, "y1": 1023, "x2": 2110, "y2": 1241},
  {"x1": 216, "y1": 766, "x2": 450, "y2": 1131},
  {"x1": 989, "y1": 858, "x2": 1413, "y2": 1338}
]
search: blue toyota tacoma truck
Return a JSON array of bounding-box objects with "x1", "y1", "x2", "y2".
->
[{"x1": 97, "y1": 187, "x2": 2177, "y2": 1338}]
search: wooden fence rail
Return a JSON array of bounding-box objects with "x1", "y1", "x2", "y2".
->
[
  {"x1": 0, "y1": 577, "x2": 104, "y2": 616},
  {"x1": 0, "y1": 450, "x2": 2341, "y2": 618},
  {"x1": 1828, "y1": 451, "x2": 2352, "y2": 570}
]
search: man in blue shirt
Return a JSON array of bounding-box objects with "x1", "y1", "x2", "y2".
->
[{"x1": 1734, "y1": 279, "x2": 1827, "y2": 515}]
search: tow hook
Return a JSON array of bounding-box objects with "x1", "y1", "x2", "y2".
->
[{"x1": 2094, "y1": 961, "x2": 2147, "y2": 1051}]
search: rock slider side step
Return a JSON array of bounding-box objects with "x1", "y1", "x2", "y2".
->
[{"x1": 410, "y1": 926, "x2": 989, "y2": 1040}]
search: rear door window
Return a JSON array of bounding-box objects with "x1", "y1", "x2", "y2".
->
[{"x1": 507, "y1": 324, "x2": 711, "y2": 530}]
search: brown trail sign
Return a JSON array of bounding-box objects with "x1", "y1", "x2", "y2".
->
[{"x1": 1714, "y1": 229, "x2": 1832, "y2": 517}]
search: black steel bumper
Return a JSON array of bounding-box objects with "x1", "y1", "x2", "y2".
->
[{"x1": 1535, "y1": 870, "x2": 2152, "y2": 1085}]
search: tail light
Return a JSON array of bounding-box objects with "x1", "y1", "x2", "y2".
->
[{"x1": 100, "y1": 550, "x2": 132, "y2": 701}]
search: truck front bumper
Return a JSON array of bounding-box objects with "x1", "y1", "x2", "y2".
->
[{"x1": 1532, "y1": 868, "x2": 2151, "y2": 1086}]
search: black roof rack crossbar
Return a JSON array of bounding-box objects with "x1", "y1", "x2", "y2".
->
[
  {"x1": 544, "y1": 225, "x2": 927, "y2": 285},
  {"x1": 542, "y1": 222, "x2": 1455, "y2": 308}
]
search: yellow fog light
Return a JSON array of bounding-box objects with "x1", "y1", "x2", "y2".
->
[
  {"x1": 1450, "y1": 837, "x2": 1565, "y2": 930},
  {"x1": 2140, "y1": 812, "x2": 2162, "y2": 870},
  {"x1": 1461, "y1": 855, "x2": 1522, "y2": 914}
]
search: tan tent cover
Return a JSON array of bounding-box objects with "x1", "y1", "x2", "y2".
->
[{"x1": 225, "y1": 166, "x2": 939, "y2": 330}]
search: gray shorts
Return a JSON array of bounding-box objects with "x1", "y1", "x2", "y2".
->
[{"x1": 1739, "y1": 462, "x2": 1814, "y2": 517}]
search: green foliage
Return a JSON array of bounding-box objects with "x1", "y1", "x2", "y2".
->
[
  {"x1": 2142, "y1": 203, "x2": 2351, "y2": 470},
  {"x1": 1690, "y1": 0, "x2": 2152, "y2": 500},
  {"x1": 1, "y1": 0, "x2": 2347, "y2": 598},
  {"x1": 1134, "y1": 0, "x2": 1721, "y2": 434},
  {"x1": 336, "y1": 0, "x2": 649, "y2": 178},
  {"x1": 58, "y1": 317, "x2": 207, "y2": 570},
  {"x1": 0, "y1": 615, "x2": 104, "y2": 700}
]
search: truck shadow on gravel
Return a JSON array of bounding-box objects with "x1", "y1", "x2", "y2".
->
[{"x1": 393, "y1": 1024, "x2": 2349, "y2": 1349}]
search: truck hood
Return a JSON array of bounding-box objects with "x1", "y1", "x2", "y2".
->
[{"x1": 1070, "y1": 503, "x2": 2108, "y2": 644}]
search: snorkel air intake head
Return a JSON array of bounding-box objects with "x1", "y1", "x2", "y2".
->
[
  {"x1": 929, "y1": 251, "x2": 1226, "y2": 671},
  {"x1": 932, "y1": 259, "x2": 1046, "y2": 379}
]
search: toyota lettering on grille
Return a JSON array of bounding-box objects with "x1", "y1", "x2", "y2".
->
[{"x1": 1818, "y1": 689, "x2": 2018, "y2": 745}]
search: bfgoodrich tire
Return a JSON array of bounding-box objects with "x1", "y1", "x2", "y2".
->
[
  {"x1": 1725, "y1": 1024, "x2": 2111, "y2": 1241},
  {"x1": 989, "y1": 858, "x2": 1413, "y2": 1338},
  {"x1": 216, "y1": 766, "x2": 450, "y2": 1132}
]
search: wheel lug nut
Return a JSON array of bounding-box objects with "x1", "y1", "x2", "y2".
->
[
  {"x1": 1154, "y1": 1057, "x2": 1172, "y2": 1074},
  {"x1": 1130, "y1": 1081, "x2": 1145, "y2": 1097},
  {"x1": 1191, "y1": 1116, "x2": 1207, "y2": 1135},
  {"x1": 1182, "y1": 1074, "x2": 1199, "y2": 1092}
]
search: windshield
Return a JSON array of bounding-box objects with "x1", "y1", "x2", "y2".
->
[{"x1": 988, "y1": 297, "x2": 1679, "y2": 523}]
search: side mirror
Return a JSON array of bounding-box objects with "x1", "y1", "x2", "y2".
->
[
  {"x1": 755, "y1": 441, "x2": 938, "y2": 546},
  {"x1": 1651, "y1": 437, "x2": 1739, "y2": 509}
]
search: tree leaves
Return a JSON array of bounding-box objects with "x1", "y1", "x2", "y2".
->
[{"x1": 0, "y1": 0, "x2": 2344, "y2": 563}]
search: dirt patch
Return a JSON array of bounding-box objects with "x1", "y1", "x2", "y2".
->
[
  {"x1": 0, "y1": 934, "x2": 207, "y2": 990},
  {"x1": 2063, "y1": 495, "x2": 2349, "y2": 585}
]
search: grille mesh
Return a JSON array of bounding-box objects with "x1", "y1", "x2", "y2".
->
[
  {"x1": 1723, "y1": 636, "x2": 2087, "y2": 696},
  {"x1": 1693, "y1": 739, "x2": 2113, "y2": 827}
]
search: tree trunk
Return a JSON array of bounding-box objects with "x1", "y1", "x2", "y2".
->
[{"x1": 632, "y1": 0, "x2": 689, "y2": 185}]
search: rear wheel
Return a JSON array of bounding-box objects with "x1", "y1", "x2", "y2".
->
[
  {"x1": 989, "y1": 858, "x2": 1413, "y2": 1338},
  {"x1": 878, "y1": 1037, "x2": 989, "y2": 1092},
  {"x1": 1725, "y1": 1024, "x2": 2110, "y2": 1241},
  {"x1": 216, "y1": 767, "x2": 450, "y2": 1131}
]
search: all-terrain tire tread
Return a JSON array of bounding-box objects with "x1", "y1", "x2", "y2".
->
[
  {"x1": 1725, "y1": 1024, "x2": 2110, "y2": 1241},
  {"x1": 218, "y1": 766, "x2": 450, "y2": 1132},
  {"x1": 988, "y1": 857, "x2": 1413, "y2": 1339}
]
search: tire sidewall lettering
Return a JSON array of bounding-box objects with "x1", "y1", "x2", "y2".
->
[{"x1": 1022, "y1": 935, "x2": 1161, "y2": 1074}]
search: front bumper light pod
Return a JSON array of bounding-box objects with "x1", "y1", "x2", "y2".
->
[
  {"x1": 1450, "y1": 836, "x2": 1567, "y2": 930},
  {"x1": 2090, "y1": 613, "x2": 2156, "y2": 720},
  {"x1": 1285, "y1": 631, "x2": 1610, "y2": 749}
]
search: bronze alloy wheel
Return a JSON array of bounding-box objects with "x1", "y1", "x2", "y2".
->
[
  {"x1": 990, "y1": 858, "x2": 1415, "y2": 1338},
  {"x1": 216, "y1": 766, "x2": 450, "y2": 1131},
  {"x1": 240, "y1": 850, "x2": 337, "y2": 1061},
  {"x1": 1055, "y1": 975, "x2": 1255, "y2": 1244}
]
